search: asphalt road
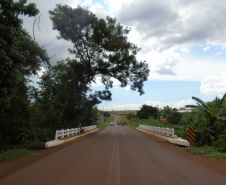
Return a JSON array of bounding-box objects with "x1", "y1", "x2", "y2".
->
[{"x1": 0, "y1": 123, "x2": 226, "y2": 185}]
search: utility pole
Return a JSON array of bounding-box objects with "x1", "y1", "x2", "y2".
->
[
  {"x1": 98, "y1": 108, "x2": 100, "y2": 125},
  {"x1": 103, "y1": 107, "x2": 105, "y2": 123},
  {"x1": 157, "y1": 104, "x2": 159, "y2": 121}
]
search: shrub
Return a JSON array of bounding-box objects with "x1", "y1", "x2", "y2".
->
[{"x1": 213, "y1": 134, "x2": 226, "y2": 149}]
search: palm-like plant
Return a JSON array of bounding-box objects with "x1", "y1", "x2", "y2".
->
[
  {"x1": 185, "y1": 93, "x2": 226, "y2": 145},
  {"x1": 186, "y1": 93, "x2": 226, "y2": 123}
]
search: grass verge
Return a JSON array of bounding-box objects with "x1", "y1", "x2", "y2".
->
[
  {"x1": 186, "y1": 146, "x2": 226, "y2": 163},
  {"x1": 0, "y1": 149, "x2": 35, "y2": 162}
]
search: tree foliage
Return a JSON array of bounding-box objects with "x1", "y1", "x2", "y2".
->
[
  {"x1": 185, "y1": 93, "x2": 226, "y2": 145},
  {"x1": 127, "y1": 113, "x2": 136, "y2": 120},
  {"x1": 49, "y1": 5, "x2": 149, "y2": 110},
  {"x1": 162, "y1": 105, "x2": 172, "y2": 117},
  {"x1": 20, "y1": 31, "x2": 50, "y2": 75},
  {"x1": 29, "y1": 61, "x2": 101, "y2": 135},
  {"x1": 0, "y1": 0, "x2": 51, "y2": 150},
  {"x1": 103, "y1": 111, "x2": 110, "y2": 117},
  {"x1": 166, "y1": 112, "x2": 182, "y2": 125},
  {"x1": 137, "y1": 104, "x2": 157, "y2": 119},
  {"x1": 0, "y1": 0, "x2": 39, "y2": 109}
]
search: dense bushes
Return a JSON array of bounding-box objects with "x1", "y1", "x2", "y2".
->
[
  {"x1": 166, "y1": 112, "x2": 182, "y2": 125},
  {"x1": 130, "y1": 95, "x2": 226, "y2": 148},
  {"x1": 137, "y1": 105, "x2": 157, "y2": 119},
  {"x1": 185, "y1": 94, "x2": 226, "y2": 146},
  {"x1": 127, "y1": 113, "x2": 136, "y2": 120}
]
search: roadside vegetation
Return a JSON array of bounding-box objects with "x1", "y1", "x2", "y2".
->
[
  {"x1": 186, "y1": 146, "x2": 226, "y2": 163},
  {"x1": 0, "y1": 149, "x2": 35, "y2": 162},
  {"x1": 124, "y1": 94, "x2": 226, "y2": 163}
]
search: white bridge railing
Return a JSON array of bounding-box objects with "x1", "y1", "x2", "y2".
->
[
  {"x1": 55, "y1": 125, "x2": 97, "y2": 140},
  {"x1": 139, "y1": 124, "x2": 175, "y2": 137}
]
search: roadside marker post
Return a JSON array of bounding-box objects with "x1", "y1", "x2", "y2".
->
[{"x1": 188, "y1": 127, "x2": 196, "y2": 147}]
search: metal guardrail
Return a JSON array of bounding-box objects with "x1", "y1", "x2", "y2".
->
[
  {"x1": 139, "y1": 124, "x2": 175, "y2": 137},
  {"x1": 55, "y1": 125, "x2": 97, "y2": 140}
]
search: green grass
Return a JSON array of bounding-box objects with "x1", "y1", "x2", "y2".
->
[
  {"x1": 129, "y1": 117, "x2": 173, "y2": 128},
  {"x1": 0, "y1": 149, "x2": 35, "y2": 162},
  {"x1": 186, "y1": 146, "x2": 226, "y2": 163}
]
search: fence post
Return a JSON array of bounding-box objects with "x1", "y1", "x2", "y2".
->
[
  {"x1": 67, "y1": 129, "x2": 69, "y2": 137},
  {"x1": 172, "y1": 128, "x2": 174, "y2": 137},
  {"x1": 166, "y1": 128, "x2": 169, "y2": 136},
  {"x1": 62, "y1": 129, "x2": 64, "y2": 138},
  {"x1": 55, "y1": 130, "x2": 58, "y2": 140}
]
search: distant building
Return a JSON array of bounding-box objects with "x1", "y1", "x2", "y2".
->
[{"x1": 177, "y1": 107, "x2": 192, "y2": 113}]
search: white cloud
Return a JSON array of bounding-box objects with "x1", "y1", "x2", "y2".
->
[
  {"x1": 23, "y1": 0, "x2": 226, "y2": 83},
  {"x1": 200, "y1": 72, "x2": 226, "y2": 96},
  {"x1": 91, "y1": 76, "x2": 121, "y2": 87},
  {"x1": 153, "y1": 56, "x2": 226, "y2": 82},
  {"x1": 106, "y1": 0, "x2": 133, "y2": 15},
  {"x1": 98, "y1": 98, "x2": 195, "y2": 111},
  {"x1": 71, "y1": 0, "x2": 83, "y2": 8},
  {"x1": 144, "y1": 98, "x2": 195, "y2": 109},
  {"x1": 114, "y1": 86, "x2": 120, "y2": 89},
  {"x1": 136, "y1": 48, "x2": 180, "y2": 78},
  {"x1": 216, "y1": 52, "x2": 222, "y2": 55},
  {"x1": 89, "y1": 3, "x2": 104, "y2": 13},
  {"x1": 123, "y1": 86, "x2": 132, "y2": 91},
  {"x1": 168, "y1": 99, "x2": 195, "y2": 109},
  {"x1": 203, "y1": 46, "x2": 210, "y2": 51},
  {"x1": 117, "y1": 0, "x2": 226, "y2": 51},
  {"x1": 144, "y1": 100, "x2": 165, "y2": 108},
  {"x1": 180, "y1": 47, "x2": 189, "y2": 53},
  {"x1": 81, "y1": 0, "x2": 93, "y2": 7}
]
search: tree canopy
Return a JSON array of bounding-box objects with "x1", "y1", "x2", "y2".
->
[
  {"x1": 0, "y1": 0, "x2": 51, "y2": 150},
  {"x1": 49, "y1": 5, "x2": 149, "y2": 108},
  {"x1": 0, "y1": 0, "x2": 40, "y2": 109},
  {"x1": 137, "y1": 104, "x2": 157, "y2": 119}
]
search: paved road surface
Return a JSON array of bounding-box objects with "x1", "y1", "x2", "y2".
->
[{"x1": 0, "y1": 124, "x2": 226, "y2": 185}]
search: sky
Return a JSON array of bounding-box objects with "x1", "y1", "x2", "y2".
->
[{"x1": 22, "y1": 0, "x2": 226, "y2": 110}]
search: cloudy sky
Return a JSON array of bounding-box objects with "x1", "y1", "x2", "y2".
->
[{"x1": 23, "y1": 0, "x2": 226, "y2": 110}]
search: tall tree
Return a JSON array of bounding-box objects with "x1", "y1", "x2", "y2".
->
[
  {"x1": 137, "y1": 104, "x2": 157, "y2": 119},
  {"x1": 162, "y1": 105, "x2": 172, "y2": 117},
  {"x1": 0, "y1": 0, "x2": 51, "y2": 149},
  {"x1": 36, "y1": 60, "x2": 102, "y2": 126},
  {"x1": 0, "y1": 0, "x2": 39, "y2": 109},
  {"x1": 49, "y1": 5, "x2": 149, "y2": 111}
]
